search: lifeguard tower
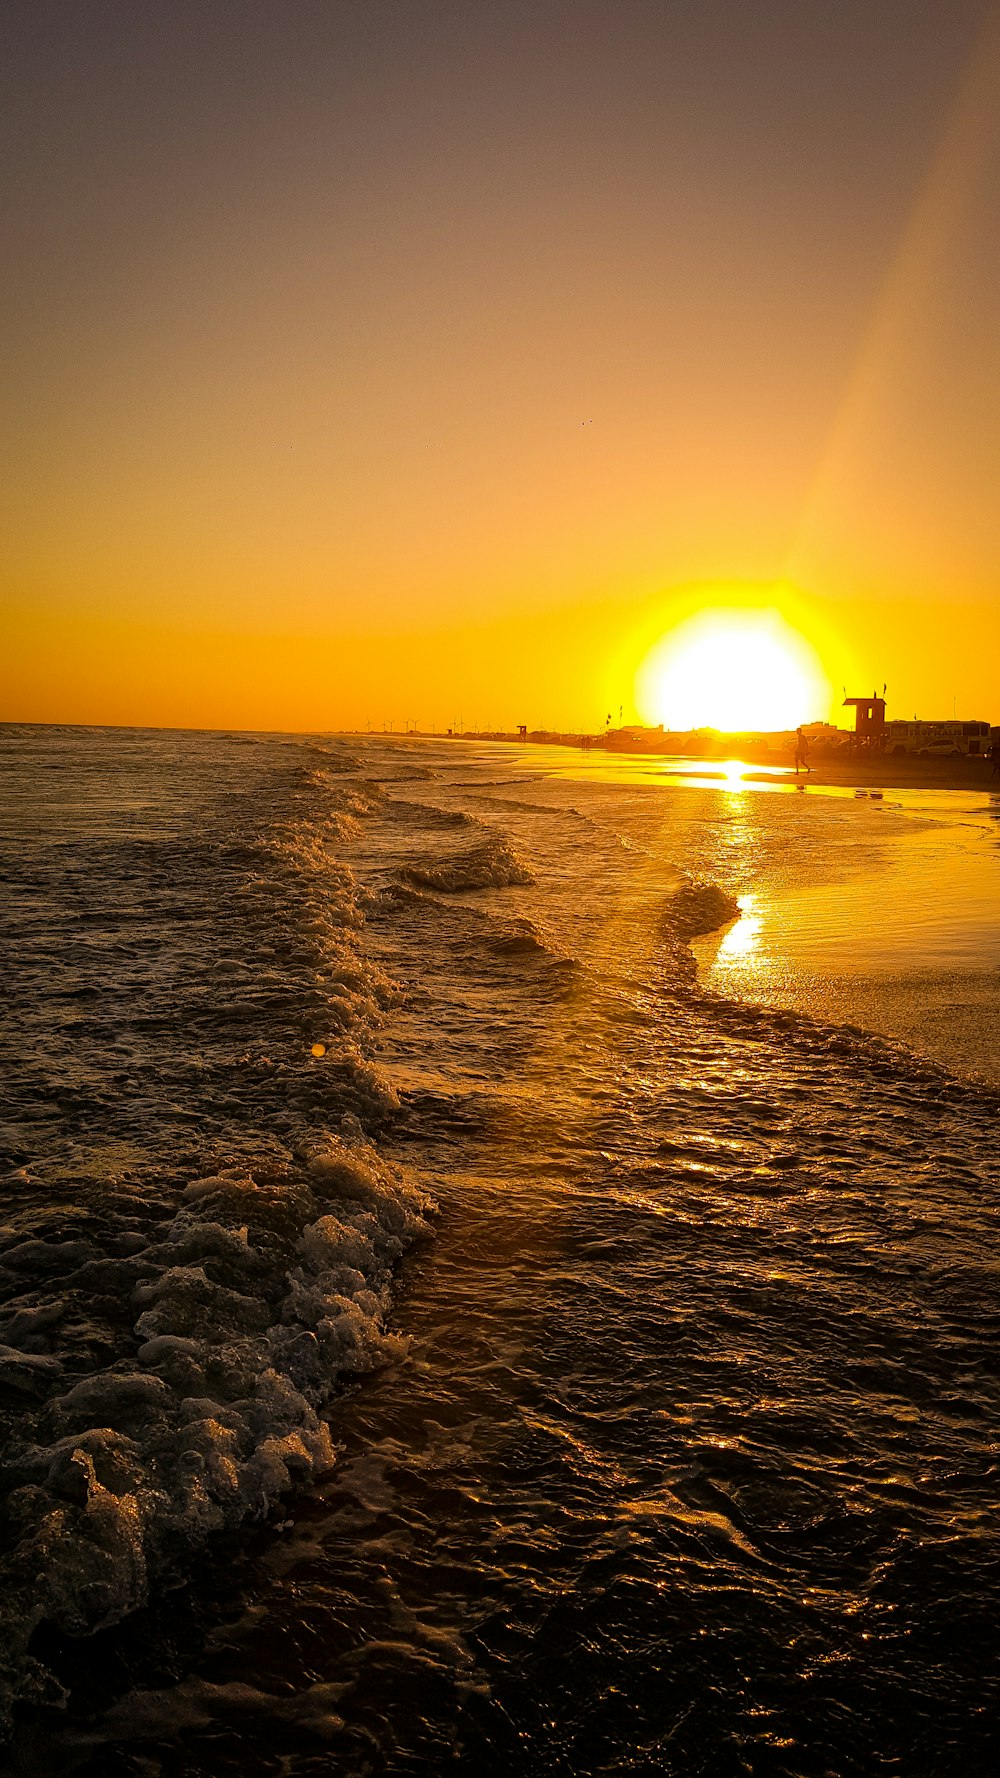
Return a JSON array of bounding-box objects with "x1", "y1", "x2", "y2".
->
[{"x1": 843, "y1": 691, "x2": 886, "y2": 753}]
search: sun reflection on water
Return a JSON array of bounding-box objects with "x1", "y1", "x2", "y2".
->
[{"x1": 717, "y1": 895, "x2": 761, "y2": 963}]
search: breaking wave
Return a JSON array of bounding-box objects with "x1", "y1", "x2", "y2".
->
[
  {"x1": 399, "y1": 836, "x2": 536, "y2": 893},
  {"x1": 661, "y1": 878, "x2": 740, "y2": 941},
  {"x1": 0, "y1": 1133, "x2": 434, "y2": 1722},
  {"x1": 0, "y1": 736, "x2": 436, "y2": 1731}
]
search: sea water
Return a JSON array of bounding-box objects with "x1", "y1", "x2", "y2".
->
[{"x1": 1, "y1": 726, "x2": 998, "y2": 1776}]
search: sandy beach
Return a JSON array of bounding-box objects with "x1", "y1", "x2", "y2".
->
[
  {"x1": 452, "y1": 736, "x2": 1000, "y2": 796},
  {"x1": 742, "y1": 753, "x2": 999, "y2": 793},
  {"x1": 585, "y1": 744, "x2": 998, "y2": 795}
]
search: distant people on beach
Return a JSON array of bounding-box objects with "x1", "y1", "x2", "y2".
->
[
  {"x1": 991, "y1": 737, "x2": 1000, "y2": 777},
  {"x1": 794, "y1": 728, "x2": 811, "y2": 774}
]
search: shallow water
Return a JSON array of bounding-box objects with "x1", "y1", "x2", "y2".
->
[{"x1": 2, "y1": 728, "x2": 999, "y2": 1776}]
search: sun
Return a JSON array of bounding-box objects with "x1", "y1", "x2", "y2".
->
[{"x1": 635, "y1": 609, "x2": 828, "y2": 732}]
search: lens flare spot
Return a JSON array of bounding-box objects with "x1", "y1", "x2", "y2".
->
[{"x1": 310, "y1": 1043, "x2": 326, "y2": 1058}]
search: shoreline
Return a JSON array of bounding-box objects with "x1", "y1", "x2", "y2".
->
[
  {"x1": 733, "y1": 755, "x2": 1000, "y2": 794},
  {"x1": 418, "y1": 734, "x2": 1000, "y2": 795}
]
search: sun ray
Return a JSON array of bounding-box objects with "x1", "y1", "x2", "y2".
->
[{"x1": 786, "y1": 7, "x2": 1000, "y2": 591}]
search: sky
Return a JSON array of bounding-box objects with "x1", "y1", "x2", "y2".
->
[{"x1": 2, "y1": 0, "x2": 999, "y2": 732}]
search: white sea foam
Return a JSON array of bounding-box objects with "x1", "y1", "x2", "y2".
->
[
  {"x1": 0, "y1": 1131, "x2": 435, "y2": 1724},
  {"x1": 0, "y1": 748, "x2": 431, "y2": 1732}
]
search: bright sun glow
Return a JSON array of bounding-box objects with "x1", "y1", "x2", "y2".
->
[{"x1": 636, "y1": 609, "x2": 828, "y2": 732}]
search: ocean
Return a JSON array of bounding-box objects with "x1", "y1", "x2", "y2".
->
[{"x1": 1, "y1": 725, "x2": 998, "y2": 1776}]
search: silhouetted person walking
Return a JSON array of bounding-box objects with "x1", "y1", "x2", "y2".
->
[{"x1": 794, "y1": 728, "x2": 811, "y2": 774}]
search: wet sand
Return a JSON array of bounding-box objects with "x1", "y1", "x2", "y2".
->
[
  {"x1": 430, "y1": 737, "x2": 1000, "y2": 797},
  {"x1": 653, "y1": 754, "x2": 999, "y2": 794},
  {"x1": 755, "y1": 754, "x2": 1000, "y2": 793}
]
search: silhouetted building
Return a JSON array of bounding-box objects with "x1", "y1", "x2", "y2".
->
[{"x1": 843, "y1": 693, "x2": 886, "y2": 751}]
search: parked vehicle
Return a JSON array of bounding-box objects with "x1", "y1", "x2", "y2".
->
[{"x1": 887, "y1": 719, "x2": 991, "y2": 757}]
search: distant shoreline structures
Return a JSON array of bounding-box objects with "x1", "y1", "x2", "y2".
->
[
  {"x1": 391, "y1": 715, "x2": 999, "y2": 761},
  {"x1": 370, "y1": 716, "x2": 1000, "y2": 792}
]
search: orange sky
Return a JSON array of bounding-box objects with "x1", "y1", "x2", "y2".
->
[{"x1": 3, "y1": 1, "x2": 999, "y2": 732}]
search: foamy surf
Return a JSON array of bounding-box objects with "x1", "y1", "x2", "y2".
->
[
  {"x1": 0, "y1": 734, "x2": 437, "y2": 1731},
  {"x1": 3, "y1": 728, "x2": 998, "y2": 1778},
  {"x1": 398, "y1": 835, "x2": 536, "y2": 893},
  {"x1": 1, "y1": 1129, "x2": 433, "y2": 1703}
]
